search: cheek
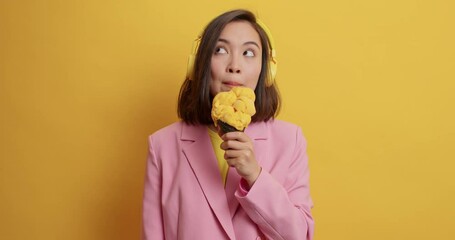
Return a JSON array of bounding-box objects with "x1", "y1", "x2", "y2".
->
[
  {"x1": 245, "y1": 65, "x2": 261, "y2": 89},
  {"x1": 254, "y1": 63, "x2": 262, "y2": 77},
  {"x1": 251, "y1": 58, "x2": 262, "y2": 75},
  {"x1": 248, "y1": 61, "x2": 262, "y2": 82},
  {"x1": 210, "y1": 58, "x2": 223, "y2": 79}
]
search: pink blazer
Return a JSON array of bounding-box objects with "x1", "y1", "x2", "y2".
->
[{"x1": 143, "y1": 120, "x2": 314, "y2": 240}]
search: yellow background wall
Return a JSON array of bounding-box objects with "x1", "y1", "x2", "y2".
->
[{"x1": 1, "y1": 0, "x2": 454, "y2": 239}]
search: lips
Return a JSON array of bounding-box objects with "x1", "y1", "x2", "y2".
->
[{"x1": 223, "y1": 81, "x2": 242, "y2": 87}]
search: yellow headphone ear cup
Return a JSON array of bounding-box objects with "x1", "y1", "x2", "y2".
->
[
  {"x1": 267, "y1": 55, "x2": 277, "y2": 87},
  {"x1": 186, "y1": 53, "x2": 195, "y2": 80},
  {"x1": 256, "y1": 19, "x2": 277, "y2": 87},
  {"x1": 186, "y1": 36, "x2": 201, "y2": 80}
]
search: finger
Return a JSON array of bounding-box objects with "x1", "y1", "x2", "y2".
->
[
  {"x1": 225, "y1": 158, "x2": 237, "y2": 168},
  {"x1": 222, "y1": 132, "x2": 250, "y2": 143},
  {"x1": 225, "y1": 156, "x2": 242, "y2": 168},
  {"x1": 220, "y1": 140, "x2": 250, "y2": 151},
  {"x1": 224, "y1": 149, "x2": 241, "y2": 159},
  {"x1": 224, "y1": 149, "x2": 253, "y2": 161}
]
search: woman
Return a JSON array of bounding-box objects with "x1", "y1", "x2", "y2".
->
[{"x1": 143, "y1": 9, "x2": 314, "y2": 240}]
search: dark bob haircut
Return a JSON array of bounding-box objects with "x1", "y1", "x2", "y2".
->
[{"x1": 178, "y1": 9, "x2": 281, "y2": 125}]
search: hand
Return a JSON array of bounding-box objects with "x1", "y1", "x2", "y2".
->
[{"x1": 221, "y1": 131, "x2": 261, "y2": 187}]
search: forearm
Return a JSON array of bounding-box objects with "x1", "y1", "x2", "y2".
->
[{"x1": 235, "y1": 170, "x2": 314, "y2": 240}]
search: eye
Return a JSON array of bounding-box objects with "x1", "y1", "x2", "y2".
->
[
  {"x1": 215, "y1": 47, "x2": 227, "y2": 54},
  {"x1": 243, "y1": 50, "x2": 255, "y2": 57}
]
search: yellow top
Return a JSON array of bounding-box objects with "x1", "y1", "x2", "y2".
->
[{"x1": 207, "y1": 127, "x2": 229, "y2": 187}]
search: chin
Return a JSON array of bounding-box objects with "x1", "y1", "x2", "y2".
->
[{"x1": 218, "y1": 86, "x2": 231, "y2": 93}]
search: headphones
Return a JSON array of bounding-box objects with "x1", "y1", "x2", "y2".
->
[{"x1": 186, "y1": 19, "x2": 277, "y2": 87}]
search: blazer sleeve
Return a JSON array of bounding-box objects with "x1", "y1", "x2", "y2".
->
[
  {"x1": 142, "y1": 135, "x2": 165, "y2": 240},
  {"x1": 235, "y1": 127, "x2": 314, "y2": 240}
]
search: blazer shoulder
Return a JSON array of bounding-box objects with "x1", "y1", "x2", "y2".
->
[
  {"x1": 268, "y1": 119, "x2": 302, "y2": 134},
  {"x1": 267, "y1": 119, "x2": 307, "y2": 144},
  {"x1": 150, "y1": 121, "x2": 183, "y2": 136},
  {"x1": 147, "y1": 121, "x2": 184, "y2": 146}
]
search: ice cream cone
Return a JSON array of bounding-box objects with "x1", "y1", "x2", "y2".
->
[
  {"x1": 217, "y1": 120, "x2": 244, "y2": 136},
  {"x1": 211, "y1": 86, "x2": 256, "y2": 136}
]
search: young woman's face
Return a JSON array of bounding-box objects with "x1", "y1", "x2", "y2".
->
[{"x1": 210, "y1": 21, "x2": 262, "y2": 96}]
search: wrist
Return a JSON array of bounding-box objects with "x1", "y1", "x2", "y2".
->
[{"x1": 245, "y1": 167, "x2": 262, "y2": 188}]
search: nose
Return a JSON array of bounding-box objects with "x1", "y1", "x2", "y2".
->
[
  {"x1": 228, "y1": 67, "x2": 240, "y2": 74},
  {"x1": 227, "y1": 55, "x2": 241, "y2": 74},
  {"x1": 228, "y1": 66, "x2": 241, "y2": 74}
]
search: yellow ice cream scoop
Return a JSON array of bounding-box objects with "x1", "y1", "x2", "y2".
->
[{"x1": 211, "y1": 87, "x2": 256, "y2": 133}]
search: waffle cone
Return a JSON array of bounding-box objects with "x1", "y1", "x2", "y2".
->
[{"x1": 217, "y1": 120, "x2": 244, "y2": 136}]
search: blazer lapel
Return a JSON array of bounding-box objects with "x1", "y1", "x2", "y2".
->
[
  {"x1": 181, "y1": 124, "x2": 236, "y2": 240},
  {"x1": 225, "y1": 167, "x2": 241, "y2": 218}
]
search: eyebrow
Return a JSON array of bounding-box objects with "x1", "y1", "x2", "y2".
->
[{"x1": 218, "y1": 38, "x2": 260, "y2": 49}]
